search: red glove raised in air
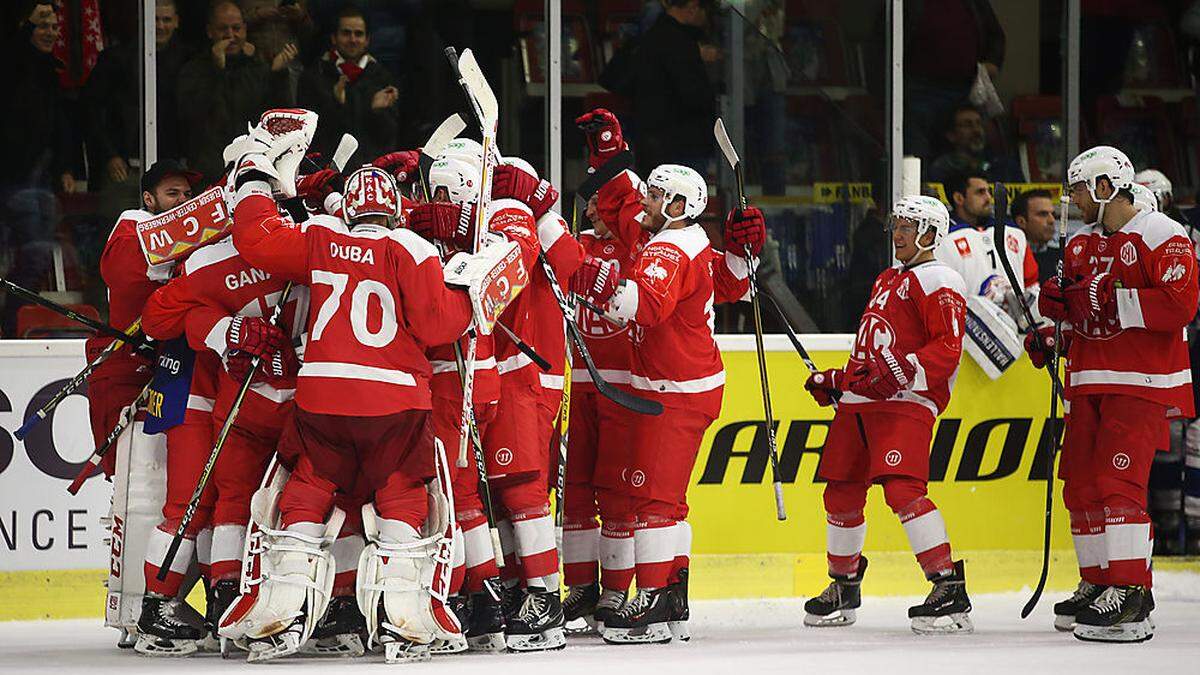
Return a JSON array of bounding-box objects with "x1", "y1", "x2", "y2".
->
[
  {"x1": 226, "y1": 315, "x2": 286, "y2": 360},
  {"x1": 492, "y1": 164, "x2": 559, "y2": 220},
  {"x1": 570, "y1": 255, "x2": 621, "y2": 306},
  {"x1": 295, "y1": 168, "x2": 342, "y2": 210},
  {"x1": 804, "y1": 368, "x2": 845, "y2": 407},
  {"x1": 849, "y1": 347, "x2": 916, "y2": 400},
  {"x1": 408, "y1": 201, "x2": 475, "y2": 251},
  {"x1": 574, "y1": 108, "x2": 626, "y2": 169},
  {"x1": 724, "y1": 206, "x2": 766, "y2": 257},
  {"x1": 373, "y1": 150, "x2": 421, "y2": 184},
  {"x1": 1038, "y1": 275, "x2": 1068, "y2": 322},
  {"x1": 1064, "y1": 273, "x2": 1117, "y2": 327}
]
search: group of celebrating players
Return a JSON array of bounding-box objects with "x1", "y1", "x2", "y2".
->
[{"x1": 79, "y1": 87, "x2": 1193, "y2": 661}]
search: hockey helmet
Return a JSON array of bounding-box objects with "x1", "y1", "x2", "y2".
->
[
  {"x1": 645, "y1": 164, "x2": 707, "y2": 226},
  {"x1": 439, "y1": 137, "x2": 484, "y2": 172},
  {"x1": 1129, "y1": 182, "x2": 1158, "y2": 213},
  {"x1": 1134, "y1": 168, "x2": 1173, "y2": 204},
  {"x1": 890, "y1": 195, "x2": 950, "y2": 252},
  {"x1": 1067, "y1": 145, "x2": 1135, "y2": 206},
  {"x1": 342, "y1": 165, "x2": 399, "y2": 224},
  {"x1": 428, "y1": 158, "x2": 480, "y2": 206}
]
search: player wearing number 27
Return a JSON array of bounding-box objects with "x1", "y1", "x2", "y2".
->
[{"x1": 803, "y1": 195, "x2": 974, "y2": 635}]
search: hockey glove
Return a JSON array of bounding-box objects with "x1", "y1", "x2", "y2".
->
[
  {"x1": 226, "y1": 344, "x2": 296, "y2": 385},
  {"x1": 372, "y1": 150, "x2": 421, "y2": 184},
  {"x1": 724, "y1": 206, "x2": 767, "y2": 257},
  {"x1": 849, "y1": 347, "x2": 916, "y2": 400},
  {"x1": 295, "y1": 168, "x2": 343, "y2": 211},
  {"x1": 1023, "y1": 324, "x2": 1071, "y2": 370},
  {"x1": 1064, "y1": 273, "x2": 1117, "y2": 327},
  {"x1": 408, "y1": 201, "x2": 476, "y2": 251},
  {"x1": 1038, "y1": 275, "x2": 1068, "y2": 322},
  {"x1": 574, "y1": 108, "x2": 626, "y2": 169},
  {"x1": 226, "y1": 315, "x2": 287, "y2": 360},
  {"x1": 570, "y1": 256, "x2": 621, "y2": 306},
  {"x1": 492, "y1": 164, "x2": 559, "y2": 220},
  {"x1": 803, "y1": 368, "x2": 845, "y2": 407}
]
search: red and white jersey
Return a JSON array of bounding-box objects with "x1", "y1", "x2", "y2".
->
[
  {"x1": 231, "y1": 183, "x2": 475, "y2": 417},
  {"x1": 1062, "y1": 211, "x2": 1198, "y2": 416},
  {"x1": 141, "y1": 236, "x2": 309, "y2": 438},
  {"x1": 841, "y1": 260, "x2": 968, "y2": 423},
  {"x1": 86, "y1": 209, "x2": 174, "y2": 381},
  {"x1": 936, "y1": 225, "x2": 1038, "y2": 296}
]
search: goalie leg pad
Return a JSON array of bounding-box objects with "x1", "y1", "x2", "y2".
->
[
  {"x1": 107, "y1": 421, "x2": 169, "y2": 633},
  {"x1": 963, "y1": 295, "x2": 1022, "y2": 380}
]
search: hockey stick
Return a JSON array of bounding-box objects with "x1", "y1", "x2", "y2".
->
[
  {"x1": 494, "y1": 320, "x2": 553, "y2": 371},
  {"x1": 67, "y1": 383, "x2": 153, "y2": 495},
  {"x1": 0, "y1": 277, "x2": 152, "y2": 348},
  {"x1": 448, "y1": 47, "x2": 661, "y2": 417},
  {"x1": 157, "y1": 282, "x2": 294, "y2": 581},
  {"x1": 418, "y1": 114, "x2": 467, "y2": 196},
  {"x1": 301, "y1": 133, "x2": 359, "y2": 175},
  {"x1": 714, "y1": 118, "x2": 786, "y2": 520},
  {"x1": 1017, "y1": 192, "x2": 1070, "y2": 619},
  {"x1": 15, "y1": 318, "x2": 144, "y2": 440}
]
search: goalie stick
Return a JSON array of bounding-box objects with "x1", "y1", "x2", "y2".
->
[
  {"x1": 0, "y1": 277, "x2": 152, "y2": 349},
  {"x1": 157, "y1": 282, "x2": 294, "y2": 580},
  {"x1": 714, "y1": 118, "x2": 786, "y2": 520},
  {"x1": 67, "y1": 382, "x2": 153, "y2": 495}
]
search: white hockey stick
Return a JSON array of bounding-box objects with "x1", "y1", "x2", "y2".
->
[{"x1": 331, "y1": 133, "x2": 359, "y2": 172}]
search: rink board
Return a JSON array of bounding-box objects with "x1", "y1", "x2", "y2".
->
[{"x1": 0, "y1": 336, "x2": 1187, "y2": 620}]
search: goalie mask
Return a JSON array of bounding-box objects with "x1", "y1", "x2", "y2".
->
[
  {"x1": 890, "y1": 195, "x2": 950, "y2": 252},
  {"x1": 428, "y1": 158, "x2": 480, "y2": 207},
  {"x1": 645, "y1": 164, "x2": 707, "y2": 228},
  {"x1": 343, "y1": 166, "x2": 400, "y2": 225}
]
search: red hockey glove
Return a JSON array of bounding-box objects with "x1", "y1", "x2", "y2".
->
[
  {"x1": 226, "y1": 315, "x2": 287, "y2": 360},
  {"x1": 804, "y1": 368, "x2": 845, "y2": 407},
  {"x1": 372, "y1": 150, "x2": 421, "y2": 184},
  {"x1": 570, "y1": 256, "x2": 621, "y2": 306},
  {"x1": 408, "y1": 201, "x2": 475, "y2": 250},
  {"x1": 1038, "y1": 275, "x2": 1068, "y2": 322},
  {"x1": 226, "y1": 344, "x2": 296, "y2": 385},
  {"x1": 574, "y1": 108, "x2": 626, "y2": 169},
  {"x1": 1064, "y1": 273, "x2": 1117, "y2": 326},
  {"x1": 724, "y1": 206, "x2": 766, "y2": 257},
  {"x1": 1023, "y1": 324, "x2": 1071, "y2": 370},
  {"x1": 849, "y1": 347, "x2": 916, "y2": 401},
  {"x1": 492, "y1": 164, "x2": 559, "y2": 220},
  {"x1": 296, "y1": 168, "x2": 342, "y2": 210}
]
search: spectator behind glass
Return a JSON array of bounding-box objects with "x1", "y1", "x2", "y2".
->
[
  {"x1": 177, "y1": 1, "x2": 295, "y2": 182},
  {"x1": 85, "y1": 0, "x2": 193, "y2": 225},
  {"x1": 903, "y1": 0, "x2": 1005, "y2": 160},
  {"x1": 1011, "y1": 188, "x2": 1058, "y2": 283},
  {"x1": 926, "y1": 105, "x2": 1022, "y2": 185},
  {"x1": 243, "y1": 0, "x2": 315, "y2": 102},
  {"x1": 1, "y1": 4, "x2": 75, "y2": 193},
  {"x1": 613, "y1": 0, "x2": 718, "y2": 176},
  {"x1": 944, "y1": 171, "x2": 994, "y2": 231},
  {"x1": 298, "y1": 5, "x2": 399, "y2": 168}
]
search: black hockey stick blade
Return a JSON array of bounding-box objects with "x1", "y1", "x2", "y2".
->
[{"x1": 495, "y1": 320, "x2": 553, "y2": 371}]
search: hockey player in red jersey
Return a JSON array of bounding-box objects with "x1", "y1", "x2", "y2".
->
[
  {"x1": 802, "y1": 195, "x2": 974, "y2": 635},
  {"x1": 1027, "y1": 146, "x2": 1197, "y2": 643}
]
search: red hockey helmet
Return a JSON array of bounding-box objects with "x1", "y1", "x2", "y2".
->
[{"x1": 343, "y1": 165, "x2": 399, "y2": 224}]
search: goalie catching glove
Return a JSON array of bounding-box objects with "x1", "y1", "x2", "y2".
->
[
  {"x1": 849, "y1": 347, "x2": 916, "y2": 400},
  {"x1": 225, "y1": 109, "x2": 318, "y2": 199}
]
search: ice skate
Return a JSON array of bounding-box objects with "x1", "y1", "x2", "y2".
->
[
  {"x1": 667, "y1": 567, "x2": 691, "y2": 642},
  {"x1": 505, "y1": 587, "x2": 566, "y2": 652},
  {"x1": 1053, "y1": 580, "x2": 1104, "y2": 632},
  {"x1": 909, "y1": 560, "x2": 973, "y2": 635},
  {"x1": 1073, "y1": 585, "x2": 1154, "y2": 644},
  {"x1": 465, "y1": 581, "x2": 507, "y2": 651},
  {"x1": 429, "y1": 595, "x2": 469, "y2": 654},
  {"x1": 592, "y1": 588, "x2": 627, "y2": 633},
  {"x1": 301, "y1": 595, "x2": 367, "y2": 657},
  {"x1": 563, "y1": 582, "x2": 601, "y2": 635},
  {"x1": 600, "y1": 587, "x2": 674, "y2": 644},
  {"x1": 133, "y1": 594, "x2": 205, "y2": 657},
  {"x1": 244, "y1": 612, "x2": 308, "y2": 663},
  {"x1": 805, "y1": 557, "x2": 867, "y2": 627}
]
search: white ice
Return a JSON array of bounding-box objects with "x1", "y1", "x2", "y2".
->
[{"x1": 2, "y1": 572, "x2": 1198, "y2": 674}]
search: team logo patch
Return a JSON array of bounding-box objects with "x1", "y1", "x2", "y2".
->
[
  {"x1": 1120, "y1": 241, "x2": 1137, "y2": 266},
  {"x1": 630, "y1": 470, "x2": 646, "y2": 488},
  {"x1": 884, "y1": 450, "x2": 903, "y2": 467},
  {"x1": 638, "y1": 246, "x2": 682, "y2": 296},
  {"x1": 1072, "y1": 243, "x2": 1084, "y2": 257},
  {"x1": 1159, "y1": 257, "x2": 1189, "y2": 284},
  {"x1": 604, "y1": 244, "x2": 615, "y2": 255},
  {"x1": 955, "y1": 238, "x2": 971, "y2": 256},
  {"x1": 495, "y1": 448, "x2": 513, "y2": 466},
  {"x1": 1112, "y1": 453, "x2": 1131, "y2": 470},
  {"x1": 601, "y1": 130, "x2": 612, "y2": 142},
  {"x1": 897, "y1": 277, "x2": 910, "y2": 300},
  {"x1": 1006, "y1": 233, "x2": 1020, "y2": 254},
  {"x1": 1097, "y1": 240, "x2": 1107, "y2": 253}
]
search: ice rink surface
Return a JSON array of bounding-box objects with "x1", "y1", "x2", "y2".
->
[{"x1": 2, "y1": 572, "x2": 1197, "y2": 675}]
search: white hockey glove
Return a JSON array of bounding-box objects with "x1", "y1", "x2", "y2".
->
[{"x1": 443, "y1": 238, "x2": 529, "y2": 336}]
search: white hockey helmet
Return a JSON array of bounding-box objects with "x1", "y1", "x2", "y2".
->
[
  {"x1": 645, "y1": 164, "x2": 707, "y2": 226},
  {"x1": 1067, "y1": 145, "x2": 1135, "y2": 205},
  {"x1": 1134, "y1": 168, "x2": 1173, "y2": 204},
  {"x1": 500, "y1": 156, "x2": 538, "y2": 180},
  {"x1": 428, "y1": 157, "x2": 480, "y2": 206},
  {"x1": 342, "y1": 165, "x2": 400, "y2": 224},
  {"x1": 439, "y1": 137, "x2": 484, "y2": 172},
  {"x1": 1129, "y1": 182, "x2": 1158, "y2": 213},
  {"x1": 891, "y1": 195, "x2": 950, "y2": 252}
]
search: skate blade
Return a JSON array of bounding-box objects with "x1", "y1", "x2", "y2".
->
[
  {"x1": 911, "y1": 613, "x2": 974, "y2": 635},
  {"x1": 198, "y1": 634, "x2": 222, "y2": 654},
  {"x1": 246, "y1": 632, "x2": 302, "y2": 662},
  {"x1": 429, "y1": 634, "x2": 468, "y2": 655},
  {"x1": 506, "y1": 627, "x2": 567, "y2": 652},
  {"x1": 601, "y1": 622, "x2": 673, "y2": 645},
  {"x1": 1073, "y1": 619, "x2": 1154, "y2": 644},
  {"x1": 384, "y1": 640, "x2": 432, "y2": 663},
  {"x1": 133, "y1": 634, "x2": 200, "y2": 657},
  {"x1": 300, "y1": 633, "x2": 366, "y2": 657},
  {"x1": 804, "y1": 609, "x2": 857, "y2": 628},
  {"x1": 565, "y1": 616, "x2": 598, "y2": 636},
  {"x1": 466, "y1": 632, "x2": 507, "y2": 652},
  {"x1": 1053, "y1": 614, "x2": 1075, "y2": 632},
  {"x1": 668, "y1": 620, "x2": 690, "y2": 642},
  {"x1": 117, "y1": 628, "x2": 137, "y2": 649}
]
